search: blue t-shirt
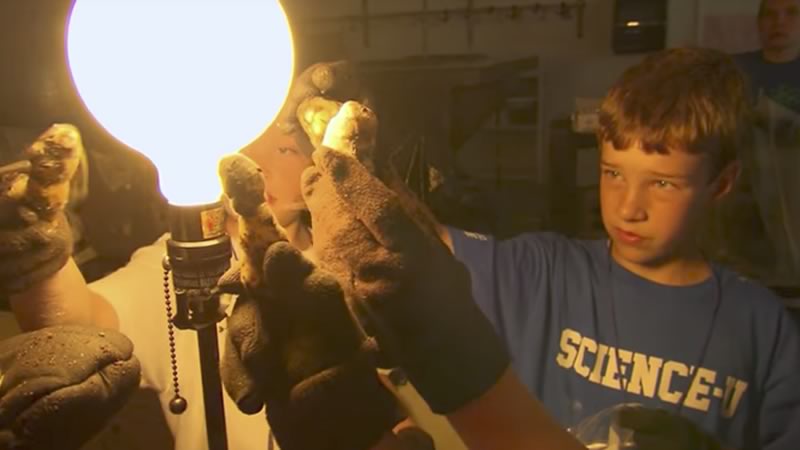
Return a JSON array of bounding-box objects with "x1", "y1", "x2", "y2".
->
[
  {"x1": 449, "y1": 229, "x2": 800, "y2": 450},
  {"x1": 734, "y1": 51, "x2": 800, "y2": 113}
]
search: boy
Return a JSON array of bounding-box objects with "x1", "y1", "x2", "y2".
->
[{"x1": 444, "y1": 47, "x2": 800, "y2": 449}]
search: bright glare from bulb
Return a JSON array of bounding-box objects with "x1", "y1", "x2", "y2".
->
[{"x1": 67, "y1": 0, "x2": 294, "y2": 206}]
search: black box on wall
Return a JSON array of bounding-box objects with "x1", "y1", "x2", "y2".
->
[{"x1": 612, "y1": 0, "x2": 668, "y2": 54}]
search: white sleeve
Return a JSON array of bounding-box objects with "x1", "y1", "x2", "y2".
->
[
  {"x1": 88, "y1": 234, "x2": 174, "y2": 391},
  {"x1": 87, "y1": 234, "x2": 273, "y2": 450}
]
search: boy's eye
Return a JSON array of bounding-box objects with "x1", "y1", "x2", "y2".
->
[
  {"x1": 603, "y1": 169, "x2": 621, "y2": 178},
  {"x1": 653, "y1": 180, "x2": 674, "y2": 189},
  {"x1": 277, "y1": 147, "x2": 297, "y2": 155}
]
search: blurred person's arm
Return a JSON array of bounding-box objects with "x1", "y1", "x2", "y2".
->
[
  {"x1": 0, "y1": 124, "x2": 118, "y2": 331},
  {"x1": 447, "y1": 369, "x2": 585, "y2": 450},
  {"x1": 9, "y1": 257, "x2": 118, "y2": 331}
]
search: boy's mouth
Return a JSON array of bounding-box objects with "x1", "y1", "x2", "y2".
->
[
  {"x1": 614, "y1": 227, "x2": 644, "y2": 245},
  {"x1": 768, "y1": 31, "x2": 789, "y2": 41}
]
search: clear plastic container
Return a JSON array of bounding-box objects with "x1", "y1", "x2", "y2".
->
[{"x1": 570, "y1": 403, "x2": 641, "y2": 450}]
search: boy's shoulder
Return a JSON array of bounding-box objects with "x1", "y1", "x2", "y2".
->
[{"x1": 716, "y1": 265, "x2": 789, "y2": 316}]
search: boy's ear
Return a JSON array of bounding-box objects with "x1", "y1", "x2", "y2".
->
[{"x1": 711, "y1": 161, "x2": 741, "y2": 200}]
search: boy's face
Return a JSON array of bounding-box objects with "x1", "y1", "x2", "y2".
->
[
  {"x1": 240, "y1": 125, "x2": 313, "y2": 226},
  {"x1": 599, "y1": 140, "x2": 733, "y2": 268}
]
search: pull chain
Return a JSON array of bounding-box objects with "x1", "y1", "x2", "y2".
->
[{"x1": 162, "y1": 259, "x2": 188, "y2": 414}]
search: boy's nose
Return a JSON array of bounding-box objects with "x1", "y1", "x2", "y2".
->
[{"x1": 618, "y1": 188, "x2": 647, "y2": 222}]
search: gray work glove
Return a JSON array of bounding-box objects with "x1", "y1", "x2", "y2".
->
[
  {"x1": 0, "y1": 325, "x2": 141, "y2": 450},
  {"x1": 617, "y1": 406, "x2": 723, "y2": 450},
  {"x1": 288, "y1": 61, "x2": 443, "y2": 251},
  {"x1": 300, "y1": 102, "x2": 510, "y2": 415},
  {"x1": 217, "y1": 153, "x2": 402, "y2": 450},
  {"x1": 0, "y1": 124, "x2": 83, "y2": 295},
  {"x1": 218, "y1": 245, "x2": 401, "y2": 450},
  {"x1": 275, "y1": 60, "x2": 365, "y2": 143}
]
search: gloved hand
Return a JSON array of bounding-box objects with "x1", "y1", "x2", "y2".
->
[
  {"x1": 0, "y1": 124, "x2": 83, "y2": 295},
  {"x1": 617, "y1": 406, "x2": 723, "y2": 450},
  {"x1": 218, "y1": 245, "x2": 401, "y2": 450},
  {"x1": 0, "y1": 325, "x2": 141, "y2": 450},
  {"x1": 274, "y1": 60, "x2": 365, "y2": 143},
  {"x1": 299, "y1": 101, "x2": 510, "y2": 415},
  {"x1": 291, "y1": 68, "x2": 443, "y2": 254},
  {"x1": 218, "y1": 154, "x2": 401, "y2": 450}
]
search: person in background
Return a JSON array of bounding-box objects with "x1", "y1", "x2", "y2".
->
[
  {"x1": 726, "y1": 0, "x2": 800, "y2": 285},
  {"x1": 424, "y1": 48, "x2": 799, "y2": 449},
  {"x1": 296, "y1": 47, "x2": 800, "y2": 450},
  {"x1": 734, "y1": 0, "x2": 800, "y2": 113}
]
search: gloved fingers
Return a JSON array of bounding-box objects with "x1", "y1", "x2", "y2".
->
[
  {"x1": 5, "y1": 357, "x2": 140, "y2": 450},
  {"x1": 0, "y1": 124, "x2": 82, "y2": 228},
  {"x1": 0, "y1": 208, "x2": 72, "y2": 296},
  {"x1": 628, "y1": 431, "x2": 672, "y2": 450},
  {"x1": 616, "y1": 406, "x2": 671, "y2": 433},
  {"x1": 272, "y1": 353, "x2": 399, "y2": 450},
  {"x1": 260, "y1": 242, "x2": 365, "y2": 377},
  {"x1": 23, "y1": 123, "x2": 84, "y2": 188},
  {"x1": 216, "y1": 262, "x2": 246, "y2": 297},
  {"x1": 0, "y1": 221, "x2": 71, "y2": 291},
  {"x1": 296, "y1": 97, "x2": 342, "y2": 149},
  {"x1": 0, "y1": 169, "x2": 31, "y2": 226},
  {"x1": 256, "y1": 241, "x2": 313, "y2": 338},
  {"x1": 218, "y1": 153, "x2": 266, "y2": 218},
  {"x1": 0, "y1": 326, "x2": 136, "y2": 416},
  {"x1": 276, "y1": 61, "x2": 361, "y2": 136},
  {"x1": 225, "y1": 295, "x2": 272, "y2": 382},
  {"x1": 302, "y1": 147, "x2": 428, "y2": 253},
  {"x1": 0, "y1": 247, "x2": 71, "y2": 296},
  {"x1": 221, "y1": 327, "x2": 265, "y2": 415},
  {"x1": 302, "y1": 61, "x2": 361, "y2": 102},
  {"x1": 320, "y1": 101, "x2": 379, "y2": 172},
  {"x1": 260, "y1": 241, "x2": 315, "y2": 297},
  {"x1": 0, "y1": 212, "x2": 69, "y2": 252},
  {"x1": 282, "y1": 268, "x2": 367, "y2": 380},
  {"x1": 21, "y1": 124, "x2": 84, "y2": 222}
]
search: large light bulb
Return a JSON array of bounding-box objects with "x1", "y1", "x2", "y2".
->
[{"x1": 66, "y1": 0, "x2": 294, "y2": 206}]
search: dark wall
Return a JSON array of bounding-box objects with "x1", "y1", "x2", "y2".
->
[{"x1": 0, "y1": 0, "x2": 80, "y2": 127}]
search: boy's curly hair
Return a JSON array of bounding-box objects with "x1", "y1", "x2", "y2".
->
[{"x1": 597, "y1": 47, "x2": 754, "y2": 177}]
